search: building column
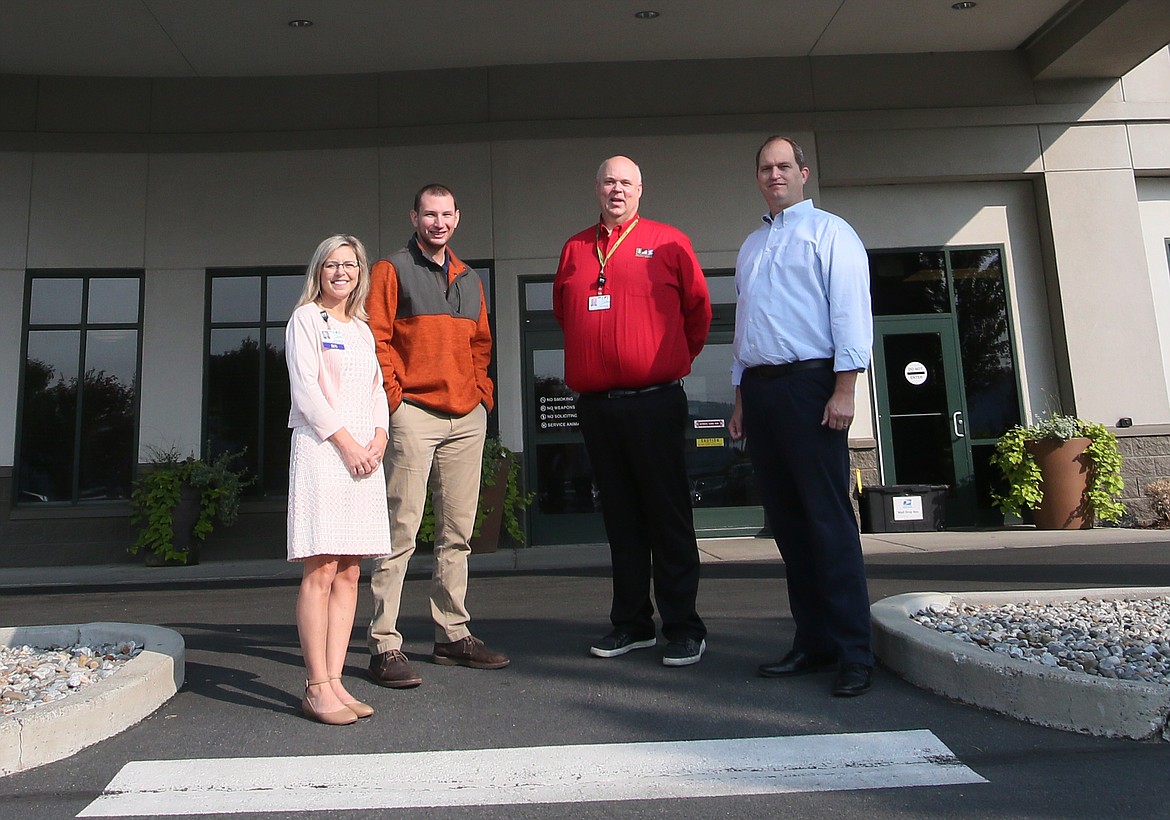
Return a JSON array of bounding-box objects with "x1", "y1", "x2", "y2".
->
[{"x1": 1038, "y1": 163, "x2": 1170, "y2": 425}]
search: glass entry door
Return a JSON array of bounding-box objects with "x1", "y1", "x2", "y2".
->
[
  {"x1": 872, "y1": 315, "x2": 977, "y2": 523},
  {"x1": 524, "y1": 328, "x2": 607, "y2": 546},
  {"x1": 520, "y1": 274, "x2": 764, "y2": 546},
  {"x1": 682, "y1": 336, "x2": 765, "y2": 536}
]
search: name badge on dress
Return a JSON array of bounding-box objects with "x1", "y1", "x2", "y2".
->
[
  {"x1": 321, "y1": 328, "x2": 346, "y2": 350},
  {"x1": 588, "y1": 294, "x2": 612, "y2": 311}
]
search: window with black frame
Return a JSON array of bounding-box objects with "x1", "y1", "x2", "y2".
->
[
  {"x1": 205, "y1": 262, "x2": 497, "y2": 498},
  {"x1": 16, "y1": 271, "x2": 143, "y2": 504},
  {"x1": 205, "y1": 268, "x2": 303, "y2": 497},
  {"x1": 465, "y1": 262, "x2": 499, "y2": 439}
]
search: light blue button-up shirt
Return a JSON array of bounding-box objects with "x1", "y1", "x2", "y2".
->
[{"x1": 731, "y1": 199, "x2": 873, "y2": 386}]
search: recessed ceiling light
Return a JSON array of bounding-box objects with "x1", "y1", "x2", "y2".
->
[
  {"x1": 951, "y1": 2, "x2": 976, "y2": 9},
  {"x1": 634, "y1": 10, "x2": 660, "y2": 20},
  {"x1": 288, "y1": 19, "x2": 313, "y2": 28}
]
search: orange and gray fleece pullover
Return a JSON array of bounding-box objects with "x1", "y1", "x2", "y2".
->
[{"x1": 366, "y1": 237, "x2": 494, "y2": 416}]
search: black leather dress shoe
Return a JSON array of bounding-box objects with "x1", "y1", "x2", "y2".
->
[
  {"x1": 832, "y1": 662, "x2": 873, "y2": 697},
  {"x1": 757, "y1": 649, "x2": 837, "y2": 678}
]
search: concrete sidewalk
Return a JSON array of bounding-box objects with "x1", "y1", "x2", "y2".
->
[{"x1": 2, "y1": 526, "x2": 1167, "y2": 591}]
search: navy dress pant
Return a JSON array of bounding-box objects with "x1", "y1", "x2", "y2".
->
[
  {"x1": 577, "y1": 385, "x2": 706, "y2": 643},
  {"x1": 740, "y1": 367, "x2": 874, "y2": 666}
]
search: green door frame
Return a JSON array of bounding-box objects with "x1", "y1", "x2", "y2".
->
[{"x1": 872, "y1": 314, "x2": 978, "y2": 525}]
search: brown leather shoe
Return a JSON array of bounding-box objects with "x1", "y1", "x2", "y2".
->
[
  {"x1": 431, "y1": 636, "x2": 510, "y2": 669},
  {"x1": 368, "y1": 649, "x2": 423, "y2": 688}
]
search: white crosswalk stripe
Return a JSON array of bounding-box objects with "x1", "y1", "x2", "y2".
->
[{"x1": 79, "y1": 729, "x2": 985, "y2": 817}]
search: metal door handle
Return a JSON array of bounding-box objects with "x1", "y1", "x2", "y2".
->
[{"x1": 952, "y1": 411, "x2": 964, "y2": 438}]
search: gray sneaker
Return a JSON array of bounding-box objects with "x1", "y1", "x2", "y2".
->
[
  {"x1": 590, "y1": 630, "x2": 657, "y2": 658},
  {"x1": 662, "y1": 637, "x2": 706, "y2": 667}
]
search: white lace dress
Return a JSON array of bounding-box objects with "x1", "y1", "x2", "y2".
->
[{"x1": 285, "y1": 305, "x2": 392, "y2": 560}]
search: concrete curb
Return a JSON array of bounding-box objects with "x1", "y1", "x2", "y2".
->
[
  {"x1": 872, "y1": 588, "x2": 1170, "y2": 742},
  {"x1": 0, "y1": 622, "x2": 185, "y2": 776}
]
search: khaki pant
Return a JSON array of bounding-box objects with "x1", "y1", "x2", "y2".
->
[{"x1": 368, "y1": 402, "x2": 487, "y2": 652}]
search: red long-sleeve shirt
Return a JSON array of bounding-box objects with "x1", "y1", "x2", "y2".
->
[{"x1": 553, "y1": 215, "x2": 711, "y2": 394}]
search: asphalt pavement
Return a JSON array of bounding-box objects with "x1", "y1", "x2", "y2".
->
[{"x1": 2, "y1": 527, "x2": 1170, "y2": 818}]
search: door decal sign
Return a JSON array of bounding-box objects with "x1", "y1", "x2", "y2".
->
[{"x1": 903, "y1": 361, "x2": 928, "y2": 386}]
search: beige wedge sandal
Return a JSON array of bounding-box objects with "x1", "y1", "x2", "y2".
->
[
  {"x1": 330, "y1": 676, "x2": 374, "y2": 718},
  {"x1": 301, "y1": 679, "x2": 358, "y2": 725}
]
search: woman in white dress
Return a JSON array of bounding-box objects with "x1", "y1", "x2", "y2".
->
[{"x1": 286, "y1": 234, "x2": 392, "y2": 725}]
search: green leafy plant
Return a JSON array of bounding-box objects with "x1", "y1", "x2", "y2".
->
[
  {"x1": 418, "y1": 437, "x2": 534, "y2": 546},
  {"x1": 129, "y1": 446, "x2": 252, "y2": 563},
  {"x1": 990, "y1": 413, "x2": 1125, "y2": 524}
]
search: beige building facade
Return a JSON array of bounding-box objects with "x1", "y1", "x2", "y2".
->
[{"x1": 2, "y1": 5, "x2": 1170, "y2": 562}]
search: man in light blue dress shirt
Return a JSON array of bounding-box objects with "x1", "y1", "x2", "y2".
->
[{"x1": 729, "y1": 135, "x2": 875, "y2": 697}]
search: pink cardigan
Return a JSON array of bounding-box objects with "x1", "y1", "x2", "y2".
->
[{"x1": 285, "y1": 303, "x2": 390, "y2": 442}]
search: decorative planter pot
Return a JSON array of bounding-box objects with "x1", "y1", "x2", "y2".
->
[
  {"x1": 1025, "y1": 437, "x2": 1093, "y2": 529},
  {"x1": 144, "y1": 482, "x2": 201, "y2": 566},
  {"x1": 470, "y1": 457, "x2": 510, "y2": 554}
]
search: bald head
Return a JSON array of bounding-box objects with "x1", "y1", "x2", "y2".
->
[
  {"x1": 596, "y1": 156, "x2": 642, "y2": 184},
  {"x1": 595, "y1": 156, "x2": 643, "y2": 228}
]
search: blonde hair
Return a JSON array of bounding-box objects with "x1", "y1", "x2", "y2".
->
[{"x1": 296, "y1": 234, "x2": 372, "y2": 321}]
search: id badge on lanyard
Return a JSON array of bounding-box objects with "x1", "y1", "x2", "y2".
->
[
  {"x1": 591, "y1": 218, "x2": 638, "y2": 313},
  {"x1": 321, "y1": 328, "x2": 345, "y2": 350}
]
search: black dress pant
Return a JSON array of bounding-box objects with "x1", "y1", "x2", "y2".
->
[
  {"x1": 740, "y1": 367, "x2": 874, "y2": 666},
  {"x1": 577, "y1": 385, "x2": 706, "y2": 642}
]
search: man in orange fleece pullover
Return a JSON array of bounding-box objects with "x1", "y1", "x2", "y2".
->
[{"x1": 365, "y1": 183, "x2": 508, "y2": 688}]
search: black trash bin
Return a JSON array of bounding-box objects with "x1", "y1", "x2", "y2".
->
[{"x1": 857, "y1": 484, "x2": 947, "y2": 533}]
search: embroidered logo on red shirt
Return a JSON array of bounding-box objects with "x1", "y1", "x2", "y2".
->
[{"x1": 635, "y1": 247, "x2": 654, "y2": 257}]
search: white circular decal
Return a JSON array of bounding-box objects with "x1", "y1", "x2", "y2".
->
[{"x1": 904, "y1": 361, "x2": 928, "y2": 386}]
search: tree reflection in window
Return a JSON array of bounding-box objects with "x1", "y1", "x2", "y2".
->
[
  {"x1": 869, "y1": 251, "x2": 948, "y2": 316},
  {"x1": 205, "y1": 271, "x2": 299, "y2": 497},
  {"x1": 951, "y1": 248, "x2": 1020, "y2": 440},
  {"x1": 868, "y1": 246, "x2": 1020, "y2": 442},
  {"x1": 19, "y1": 356, "x2": 80, "y2": 502},
  {"x1": 17, "y1": 274, "x2": 140, "y2": 504}
]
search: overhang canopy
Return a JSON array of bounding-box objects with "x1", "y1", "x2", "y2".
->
[
  {"x1": 1026, "y1": 0, "x2": 1170, "y2": 80},
  {"x1": 0, "y1": 1, "x2": 1165, "y2": 82}
]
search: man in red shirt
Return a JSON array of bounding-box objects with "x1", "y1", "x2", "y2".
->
[{"x1": 554, "y1": 156, "x2": 712, "y2": 666}]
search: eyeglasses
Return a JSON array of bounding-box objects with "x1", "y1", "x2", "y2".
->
[
  {"x1": 600, "y1": 179, "x2": 637, "y2": 193},
  {"x1": 322, "y1": 261, "x2": 359, "y2": 272}
]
